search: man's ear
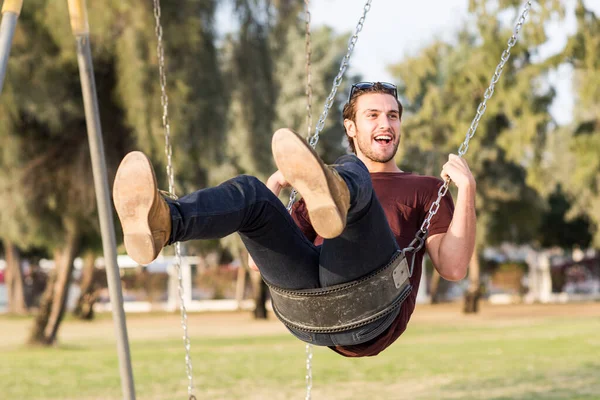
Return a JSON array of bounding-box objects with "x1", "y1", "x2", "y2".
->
[{"x1": 344, "y1": 119, "x2": 356, "y2": 139}]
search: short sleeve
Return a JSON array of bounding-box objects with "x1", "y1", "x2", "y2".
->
[{"x1": 423, "y1": 181, "x2": 455, "y2": 237}]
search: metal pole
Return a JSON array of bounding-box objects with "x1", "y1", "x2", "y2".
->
[
  {"x1": 66, "y1": 1, "x2": 136, "y2": 399},
  {"x1": 0, "y1": 0, "x2": 23, "y2": 94}
]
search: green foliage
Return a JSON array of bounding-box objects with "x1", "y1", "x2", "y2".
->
[
  {"x1": 528, "y1": 0, "x2": 600, "y2": 246},
  {"x1": 0, "y1": 1, "x2": 226, "y2": 257},
  {"x1": 561, "y1": 1, "x2": 600, "y2": 245},
  {"x1": 1, "y1": 0, "x2": 597, "y2": 264},
  {"x1": 218, "y1": 0, "x2": 282, "y2": 182},
  {"x1": 110, "y1": 1, "x2": 226, "y2": 193},
  {"x1": 0, "y1": 1, "x2": 130, "y2": 250},
  {"x1": 538, "y1": 184, "x2": 593, "y2": 248},
  {"x1": 273, "y1": 24, "x2": 356, "y2": 164},
  {"x1": 389, "y1": 0, "x2": 567, "y2": 248}
]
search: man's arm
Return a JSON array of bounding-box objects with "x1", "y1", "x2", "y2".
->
[
  {"x1": 425, "y1": 154, "x2": 476, "y2": 281},
  {"x1": 265, "y1": 170, "x2": 289, "y2": 196}
]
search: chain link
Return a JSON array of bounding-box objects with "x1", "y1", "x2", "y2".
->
[
  {"x1": 287, "y1": 0, "x2": 373, "y2": 210},
  {"x1": 405, "y1": 1, "x2": 532, "y2": 272},
  {"x1": 302, "y1": 2, "x2": 314, "y2": 398},
  {"x1": 305, "y1": 343, "x2": 313, "y2": 400},
  {"x1": 152, "y1": 1, "x2": 196, "y2": 399},
  {"x1": 309, "y1": 0, "x2": 371, "y2": 148},
  {"x1": 304, "y1": 1, "x2": 313, "y2": 141}
]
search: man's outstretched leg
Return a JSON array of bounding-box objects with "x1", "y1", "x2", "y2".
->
[
  {"x1": 112, "y1": 150, "x2": 321, "y2": 289},
  {"x1": 112, "y1": 152, "x2": 171, "y2": 265}
]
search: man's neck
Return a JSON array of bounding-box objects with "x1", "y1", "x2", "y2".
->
[{"x1": 361, "y1": 158, "x2": 403, "y2": 173}]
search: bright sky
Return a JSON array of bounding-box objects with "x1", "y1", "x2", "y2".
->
[
  {"x1": 309, "y1": 0, "x2": 600, "y2": 126},
  {"x1": 218, "y1": 0, "x2": 600, "y2": 126},
  {"x1": 310, "y1": 0, "x2": 469, "y2": 83}
]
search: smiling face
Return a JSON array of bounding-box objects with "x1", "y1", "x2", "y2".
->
[{"x1": 343, "y1": 93, "x2": 402, "y2": 172}]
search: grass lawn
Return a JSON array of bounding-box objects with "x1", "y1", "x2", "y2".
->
[{"x1": 1, "y1": 302, "x2": 599, "y2": 400}]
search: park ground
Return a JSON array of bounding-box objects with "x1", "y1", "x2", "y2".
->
[{"x1": 1, "y1": 301, "x2": 600, "y2": 399}]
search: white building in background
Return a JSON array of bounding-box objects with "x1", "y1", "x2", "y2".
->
[
  {"x1": 3, "y1": 246, "x2": 599, "y2": 313},
  {"x1": 525, "y1": 251, "x2": 554, "y2": 304},
  {"x1": 479, "y1": 245, "x2": 600, "y2": 305}
]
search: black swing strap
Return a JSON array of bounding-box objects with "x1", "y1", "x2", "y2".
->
[{"x1": 266, "y1": 250, "x2": 412, "y2": 333}]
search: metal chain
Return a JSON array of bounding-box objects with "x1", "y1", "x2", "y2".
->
[
  {"x1": 304, "y1": 0, "x2": 313, "y2": 142},
  {"x1": 404, "y1": 0, "x2": 533, "y2": 274},
  {"x1": 303, "y1": 2, "x2": 314, "y2": 398},
  {"x1": 294, "y1": 3, "x2": 374, "y2": 392},
  {"x1": 287, "y1": 0, "x2": 373, "y2": 210},
  {"x1": 152, "y1": 1, "x2": 196, "y2": 399},
  {"x1": 305, "y1": 342, "x2": 313, "y2": 400}
]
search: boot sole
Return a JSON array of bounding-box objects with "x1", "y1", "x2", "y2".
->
[
  {"x1": 113, "y1": 151, "x2": 159, "y2": 265},
  {"x1": 272, "y1": 128, "x2": 344, "y2": 238}
]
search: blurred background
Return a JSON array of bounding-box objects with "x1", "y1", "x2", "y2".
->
[{"x1": 0, "y1": 0, "x2": 599, "y2": 399}]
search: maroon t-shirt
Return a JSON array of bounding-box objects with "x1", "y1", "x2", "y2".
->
[{"x1": 291, "y1": 172, "x2": 454, "y2": 357}]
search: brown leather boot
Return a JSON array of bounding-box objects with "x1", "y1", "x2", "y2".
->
[
  {"x1": 272, "y1": 128, "x2": 350, "y2": 238},
  {"x1": 112, "y1": 151, "x2": 172, "y2": 265}
]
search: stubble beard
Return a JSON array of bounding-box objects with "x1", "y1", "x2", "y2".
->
[{"x1": 355, "y1": 135, "x2": 400, "y2": 164}]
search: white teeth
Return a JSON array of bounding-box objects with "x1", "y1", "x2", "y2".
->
[{"x1": 375, "y1": 135, "x2": 392, "y2": 140}]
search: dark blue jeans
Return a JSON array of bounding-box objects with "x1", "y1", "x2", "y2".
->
[{"x1": 167, "y1": 155, "x2": 400, "y2": 346}]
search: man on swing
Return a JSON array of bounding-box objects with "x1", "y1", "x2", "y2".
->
[{"x1": 113, "y1": 82, "x2": 476, "y2": 357}]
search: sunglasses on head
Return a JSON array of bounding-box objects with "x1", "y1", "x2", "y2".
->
[{"x1": 348, "y1": 82, "x2": 398, "y2": 101}]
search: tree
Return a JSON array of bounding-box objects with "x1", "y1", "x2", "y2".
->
[
  {"x1": 0, "y1": 1, "x2": 126, "y2": 344},
  {"x1": 525, "y1": 0, "x2": 599, "y2": 248},
  {"x1": 0, "y1": 0, "x2": 225, "y2": 343},
  {"x1": 538, "y1": 185, "x2": 593, "y2": 248},
  {"x1": 561, "y1": 0, "x2": 600, "y2": 246},
  {"x1": 3, "y1": 241, "x2": 27, "y2": 314},
  {"x1": 72, "y1": 250, "x2": 101, "y2": 320},
  {"x1": 389, "y1": 0, "x2": 564, "y2": 312}
]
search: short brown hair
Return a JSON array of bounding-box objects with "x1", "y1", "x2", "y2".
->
[{"x1": 342, "y1": 82, "x2": 403, "y2": 153}]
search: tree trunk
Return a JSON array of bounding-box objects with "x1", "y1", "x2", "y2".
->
[
  {"x1": 73, "y1": 251, "x2": 98, "y2": 320},
  {"x1": 4, "y1": 240, "x2": 27, "y2": 314},
  {"x1": 29, "y1": 223, "x2": 80, "y2": 345},
  {"x1": 429, "y1": 269, "x2": 442, "y2": 304},
  {"x1": 29, "y1": 255, "x2": 57, "y2": 345},
  {"x1": 249, "y1": 270, "x2": 268, "y2": 319},
  {"x1": 463, "y1": 250, "x2": 481, "y2": 314},
  {"x1": 235, "y1": 248, "x2": 249, "y2": 310}
]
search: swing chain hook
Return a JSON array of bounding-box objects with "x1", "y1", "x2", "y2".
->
[{"x1": 152, "y1": 1, "x2": 196, "y2": 399}]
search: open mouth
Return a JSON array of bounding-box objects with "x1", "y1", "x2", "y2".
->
[{"x1": 374, "y1": 134, "x2": 393, "y2": 145}]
